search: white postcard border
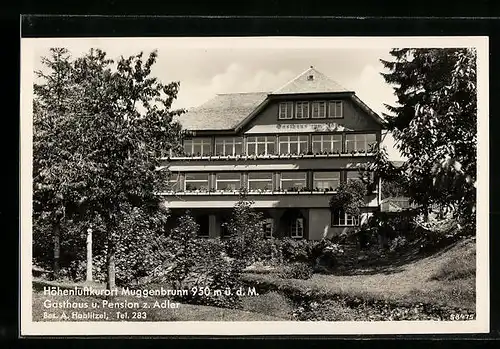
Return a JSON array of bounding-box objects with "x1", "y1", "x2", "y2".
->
[{"x1": 20, "y1": 36, "x2": 490, "y2": 336}]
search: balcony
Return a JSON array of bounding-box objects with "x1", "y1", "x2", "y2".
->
[
  {"x1": 160, "y1": 190, "x2": 379, "y2": 209},
  {"x1": 159, "y1": 189, "x2": 338, "y2": 196},
  {"x1": 158, "y1": 187, "x2": 378, "y2": 196},
  {"x1": 162, "y1": 150, "x2": 376, "y2": 162}
]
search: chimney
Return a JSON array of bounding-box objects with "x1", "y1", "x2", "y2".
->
[{"x1": 307, "y1": 66, "x2": 315, "y2": 80}]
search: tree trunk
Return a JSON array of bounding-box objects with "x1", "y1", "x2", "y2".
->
[
  {"x1": 106, "y1": 238, "x2": 116, "y2": 290},
  {"x1": 53, "y1": 224, "x2": 60, "y2": 280}
]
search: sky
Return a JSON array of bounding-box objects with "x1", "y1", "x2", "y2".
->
[{"x1": 33, "y1": 38, "x2": 404, "y2": 160}]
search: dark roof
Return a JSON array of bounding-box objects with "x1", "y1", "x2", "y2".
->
[
  {"x1": 175, "y1": 67, "x2": 383, "y2": 131},
  {"x1": 175, "y1": 92, "x2": 269, "y2": 131},
  {"x1": 271, "y1": 67, "x2": 350, "y2": 95}
]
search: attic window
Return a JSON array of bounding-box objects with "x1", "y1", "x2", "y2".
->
[{"x1": 307, "y1": 74, "x2": 314, "y2": 81}]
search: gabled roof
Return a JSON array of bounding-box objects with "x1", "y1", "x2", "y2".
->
[
  {"x1": 175, "y1": 67, "x2": 383, "y2": 131},
  {"x1": 271, "y1": 66, "x2": 350, "y2": 95},
  {"x1": 174, "y1": 92, "x2": 269, "y2": 131}
]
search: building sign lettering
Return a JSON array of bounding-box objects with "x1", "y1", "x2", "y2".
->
[{"x1": 276, "y1": 123, "x2": 345, "y2": 132}]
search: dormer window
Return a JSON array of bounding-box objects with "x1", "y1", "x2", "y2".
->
[
  {"x1": 307, "y1": 74, "x2": 314, "y2": 81},
  {"x1": 328, "y1": 101, "x2": 343, "y2": 118},
  {"x1": 295, "y1": 101, "x2": 309, "y2": 119},
  {"x1": 279, "y1": 102, "x2": 293, "y2": 119},
  {"x1": 311, "y1": 101, "x2": 327, "y2": 118}
]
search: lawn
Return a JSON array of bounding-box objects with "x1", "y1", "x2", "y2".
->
[
  {"x1": 242, "y1": 238, "x2": 476, "y2": 311},
  {"x1": 32, "y1": 237, "x2": 476, "y2": 322},
  {"x1": 32, "y1": 279, "x2": 285, "y2": 322}
]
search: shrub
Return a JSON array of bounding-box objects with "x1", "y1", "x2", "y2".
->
[
  {"x1": 240, "y1": 291, "x2": 294, "y2": 319},
  {"x1": 223, "y1": 192, "x2": 267, "y2": 267},
  {"x1": 257, "y1": 238, "x2": 284, "y2": 264},
  {"x1": 160, "y1": 213, "x2": 244, "y2": 308},
  {"x1": 280, "y1": 262, "x2": 314, "y2": 280},
  {"x1": 356, "y1": 211, "x2": 418, "y2": 250},
  {"x1": 312, "y1": 242, "x2": 344, "y2": 272},
  {"x1": 389, "y1": 236, "x2": 409, "y2": 253},
  {"x1": 280, "y1": 238, "x2": 311, "y2": 263}
]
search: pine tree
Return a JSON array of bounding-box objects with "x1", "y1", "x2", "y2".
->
[{"x1": 380, "y1": 48, "x2": 477, "y2": 225}]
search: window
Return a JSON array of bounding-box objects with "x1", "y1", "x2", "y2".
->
[
  {"x1": 167, "y1": 172, "x2": 181, "y2": 192},
  {"x1": 331, "y1": 209, "x2": 360, "y2": 226},
  {"x1": 279, "y1": 102, "x2": 294, "y2": 119},
  {"x1": 183, "y1": 138, "x2": 212, "y2": 156},
  {"x1": 246, "y1": 136, "x2": 276, "y2": 156},
  {"x1": 215, "y1": 137, "x2": 243, "y2": 156},
  {"x1": 215, "y1": 173, "x2": 241, "y2": 192},
  {"x1": 345, "y1": 134, "x2": 377, "y2": 153},
  {"x1": 184, "y1": 173, "x2": 210, "y2": 191},
  {"x1": 313, "y1": 172, "x2": 340, "y2": 191},
  {"x1": 289, "y1": 218, "x2": 304, "y2": 238},
  {"x1": 311, "y1": 101, "x2": 326, "y2": 118},
  {"x1": 280, "y1": 172, "x2": 307, "y2": 192},
  {"x1": 295, "y1": 101, "x2": 309, "y2": 119},
  {"x1": 278, "y1": 135, "x2": 309, "y2": 155},
  {"x1": 248, "y1": 172, "x2": 273, "y2": 192},
  {"x1": 263, "y1": 218, "x2": 274, "y2": 238},
  {"x1": 328, "y1": 101, "x2": 343, "y2": 118},
  {"x1": 311, "y1": 134, "x2": 342, "y2": 153},
  {"x1": 347, "y1": 170, "x2": 374, "y2": 185},
  {"x1": 346, "y1": 170, "x2": 362, "y2": 183}
]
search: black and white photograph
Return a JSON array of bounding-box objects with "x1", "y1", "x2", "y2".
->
[{"x1": 20, "y1": 36, "x2": 489, "y2": 335}]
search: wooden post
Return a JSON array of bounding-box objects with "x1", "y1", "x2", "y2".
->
[{"x1": 86, "y1": 228, "x2": 93, "y2": 282}]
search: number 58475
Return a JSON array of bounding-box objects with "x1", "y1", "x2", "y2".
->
[{"x1": 450, "y1": 313, "x2": 475, "y2": 320}]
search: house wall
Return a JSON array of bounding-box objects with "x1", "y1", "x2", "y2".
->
[
  {"x1": 308, "y1": 209, "x2": 376, "y2": 240},
  {"x1": 162, "y1": 157, "x2": 376, "y2": 171},
  {"x1": 164, "y1": 90, "x2": 383, "y2": 240},
  {"x1": 162, "y1": 193, "x2": 378, "y2": 209},
  {"x1": 243, "y1": 96, "x2": 381, "y2": 132}
]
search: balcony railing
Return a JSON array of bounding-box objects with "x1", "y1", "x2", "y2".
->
[
  {"x1": 162, "y1": 150, "x2": 376, "y2": 161},
  {"x1": 158, "y1": 187, "x2": 378, "y2": 196}
]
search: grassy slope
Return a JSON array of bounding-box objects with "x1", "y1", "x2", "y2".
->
[{"x1": 244, "y1": 238, "x2": 476, "y2": 311}]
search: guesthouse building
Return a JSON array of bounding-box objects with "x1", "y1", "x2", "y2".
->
[{"x1": 160, "y1": 67, "x2": 385, "y2": 240}]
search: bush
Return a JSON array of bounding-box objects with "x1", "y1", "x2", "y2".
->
[
  {"x1": 256, "y1": 238, "x2": 284, "y2": 264},
  {"x1": 223, "y1": 192, "x2": 267, "y2": 267},
  {"x1": 240, "y1": 291, "x2": 294, "y2": 319},
  {"x1": 160, "y1": 213, "x2": 244, "y2": 309},
  {"x1": 356, "y1": 211, "x2": 418, "y2": 250},
  {"x1": 389, "y1": 236, "x2": 409, "y2": 253},
  {"x1": 280, "y1": 263, "x2": 314, "y2": 280},
  {"x1": 280, "y1": 238, "x2": 311, "y2": 263}
]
